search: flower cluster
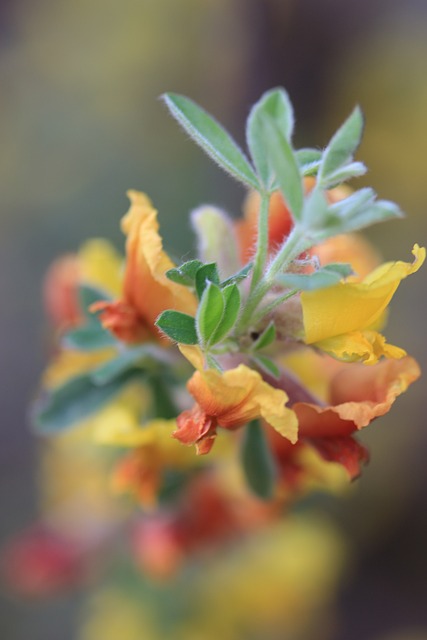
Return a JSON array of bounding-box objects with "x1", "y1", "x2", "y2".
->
[{"x1": 6, "y1": 89, "x2": 423, "y2": 622}]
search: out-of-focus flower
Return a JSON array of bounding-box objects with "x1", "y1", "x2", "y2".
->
[
  {"x1": 174, "y1": 346, "x2": 298, "y2": 454},
  {"x1": 92, "y1": 191, "x2": 197, "y2": 343},
  {"x1": 301, "y1": 244, "x2": 425, "y2": 363}
]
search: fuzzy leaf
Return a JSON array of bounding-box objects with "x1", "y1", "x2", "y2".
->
[
  {"x1": 210, "y1": 283, "x2": 240, "y2": 345},
  {"x1": 33, "y1": 371, "x2": 137, "y2": 434},
  {"x1": 221, "y1": 262, "x2": 253, "y2": 288},
  {"x1": 318, "y1": 106, "x2": 364, "y2": 183},
  {"x1": 196, "y1": 282, "x2": 224, "y2": 346},
  {"x1": 63, "y1": 324, "x2": 117, "y2": 351},
  {"x1": 263, "y1": 116, "x2": 303, "y2": 221},
  {"x1": 295, "y1": 148, "x2": 322, "y2": 176},
  {"x1": 276, "y1": 263, "x2": 353, "y2": 291},
  {"x1": 241, "y1": 420, "x2": 277, "y2": 499},
  {"x1": 321, "y1": 161, "x2": 367, "y2": 188},
  {"x1": 252, "y1": 354, "x2": 280, "y2": 379},
  {"x1": 246, "y1": 88, "x2": 294, "y2": 187},
  {"x1": 155, "y1": 310, "x2": 198, "y2": 344},
  {"x1": 79, "y1": 284, "x2": 112, "y2": 320},
  {"x1": 163, "y1": 93, "x2": 259, "y2": 190},
  {"x1": 195, "y1": 262, "x2": 220, "y2": 299},
  {"x1": 90, "y1": 345, "x2": 158, "y2": 386},
  {"x1": 253, "y1": 322, "x2": 276, "y2": 351},
  {"x1": 166, "y1": 260, "x2": 203, "y2": 287}
]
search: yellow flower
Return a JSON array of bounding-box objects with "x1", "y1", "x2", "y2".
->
[
  {"x1": 301, "y1": 244, "x2": 425, "y2": 363},
  {"x1": 92, "y1": 191, "x2": 197, "y2": 343},
  {"x1": 174, "y1": 348, "x2": 298, "y2": 454}
]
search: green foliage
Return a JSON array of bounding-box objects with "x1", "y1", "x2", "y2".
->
[
  {"x1": 246, "y1": 88, "x2": 294, "y2": 188},
  {"x1": 196, "y1": 282, "x2": 225, "y2": 347},
  {"x1": 295, "y1": 148, "x2": 322, "y2": 176},
  {"x1": 195, "y1": 262, "x2": 220, "y2": 299},
  {"x1": 251, "y1": 354, "x2": 280, "y2": 379},
  {"x1": 63, "y1": 284, "x2": 117, "y2": 351},
  {"x1": 252, "y1": 322, "x2": 276, "y2": 351},
  {"x1": 210, "y1": 283, "x2": 240, "y2": 345},
  {"x1": 262, "y1": 116, "x2": 303, "y2": 221},
  {"x1": 317, "y1": 106, "x2": 364, "y2": 188},
  {"x1": 276, "y1": 263, "x2": 353, "y2": 291},
  {"x1": 241, "y1": 420, "x2": 277, "y2": 499},
  {"x1": 220, "y1": 262, "x2": 253, "y2": 288},
  {"x1": 162, "y1": 93, "x2": 259, "y2": 190},
  {"x1": 90, "y1": 345, "x2": 163, "y2": 385},
  {"x1": 166, "y1": 260, "x2": 203, "y2": 287},
  {"x1": 33, "y1": 370, "x2": 138, "y2": 434},
  {"x1": 155, "y1": 310, "x2": 198, "y2": 344}
]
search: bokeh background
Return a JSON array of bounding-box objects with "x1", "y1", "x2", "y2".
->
[{"x1": 1, "y1": 1, "x2": 426, "y2": 638}]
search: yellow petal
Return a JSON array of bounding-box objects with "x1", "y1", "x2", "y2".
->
[
  {"x1": 302, "y1": 244, "x2": 425, "y2": 347},
  {"x1": 315, "y1": 330, "x2": 407, "y2": 365},
  {"x1": 178, "y1": 344, "x2": 205, "y2": 371}
]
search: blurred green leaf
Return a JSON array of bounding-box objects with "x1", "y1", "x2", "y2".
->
[
  {"x1": 33, "y1": 371, "x2": 137, "y2": 434},
  {"x1": 318, "y1": 106, "x2": 364, "y2": 184},
  {"x1": 295, "y1": 148, "x2": 322, "y2": 176},
  {"x1": 163, "y1": 93, "x2": 259, "y2": 190},
  {"x1": 322, "y1": 161, "x2": 367, "y2": 187},
  {"x1": 63, "y1": 324, "x2": 117, "y2": 351},
  {"x1": 251, "y1": 354, "x2": 280, "y2": 379},
  {"x1": 276, "y1": 263, "x2": 353, "y2": 290},
  {"x1": 246, "y1": 88, "x2": 294, "y2": 187},
  {"x1": 253, "y1": 322, "x2": 276, "y2": 351},
  {"x1": 155, "y1": 310, "x2": 198, "y2": 344},
  {"x1": 241, "y1": 420, "x2": 277, "y2": 499},
  {"x1": 221, "y1": 261, "x2": 253, "y2": 288}
]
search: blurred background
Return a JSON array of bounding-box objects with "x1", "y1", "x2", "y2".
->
[{"x1": 0, "y1": 0, "x2": 426, "y2": 638}]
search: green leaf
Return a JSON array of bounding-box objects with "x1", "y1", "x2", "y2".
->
[
  {"x1": 246, "y1": 88, "x2": 294, "y2": 187},
  {"x1": 262, "y1": 116, "x2": 303, "y2": 222},
  {"x1": 318, "y1": 106, "x2": 364, "y2": 184},
  {"x1": 195, "y1": 262, "x2": 220, "y2": 299},
  {"x1": 90, "y1": 345, "x2": 156, "y2": 386},
  {"x1": 321, "y1": 161, "x2": 367, "y2": 188},
  {"x1": 241, "y1": 420, "x2": 277, "y2": 499},
  {"x1": 301, "y1": 185, "x2": 329, "y2": 229},
  {"x1": 162, "y1": 93, "x2": 259, "y2": 190},
  {"x1": 210, "y1": 283, "x2": 241, "y2": 345},
  {"x1": 63, "y1": 324, "x2": 117, "y2": 351},
  {"x1": 166, "y1": 260, "x2": 203, "y2": 287},
  {"x1": 253, "y1": 322, "x2": 276, "y2": 351},
  {"x1": 251, "y1": 354, "x2": 280, "y2": 379},
  {"x1": 78, "y1": 284, "x2": 112, "y2": 320},
  {"x1": 276, "y1": 263, "x2": 353, "y2": 290},
  {"x1": 33, "y1": 371, "x2": 137, "y2": 434},
  {"x1": 196, "y1": 282, "x2": 224, "y2": 346},
  {"x1": 155, "y1": 310, "x2": 198, "y2": 344},
  {"x1": 296, "y1": 148, "x2": 322, "y2": 171},
  {"x1": 220, "y1": 261, "x2": 253, "y2": 288}
]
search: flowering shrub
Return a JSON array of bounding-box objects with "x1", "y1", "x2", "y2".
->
[{"x1": 7, "y1": 88, "x2": 423, "y2": 638}]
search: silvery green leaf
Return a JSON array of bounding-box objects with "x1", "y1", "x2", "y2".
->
[
  {"x1": 318, "y1": 106, "x2": 364, "y2": 184},
  {"x1": 276, "y1": 263, "x2": 353, "y2": 291},
  {"x1": 262, "y1": 116, "x2": 303, "y2": 221},
  {"x1": 295, "y1": 148, "x2": 322, "y2": 176},
  {"x1": 321, "y1": 161, "x2": 367, "y2": 188},
  {"x1": 221, "y1": 262, "x2": 253, "y2": 288},
  {"x1": 246, "y1": 88, "x2": 294, "y2": 187},
  {"x1": 163, "y1": 93, "x2": 259, "y2": 190},
  {"x1": 252, "y1": 354, "x2": 280, "y2": 379}
]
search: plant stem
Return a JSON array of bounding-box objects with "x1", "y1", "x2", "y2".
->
[{"x1": 249, "y1": 193, "x2": 270, "y2": 292}]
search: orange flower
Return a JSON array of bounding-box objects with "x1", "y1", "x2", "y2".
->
[
  {"x1": 174, "y1": 348, "x2": 298, "y2": 454},
  {"x1": 92, "y1": 191, "x2": 197, "y2": 343},
  {"x1": 266, "y1": 353, "x2": 420, "y2": 489}
]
